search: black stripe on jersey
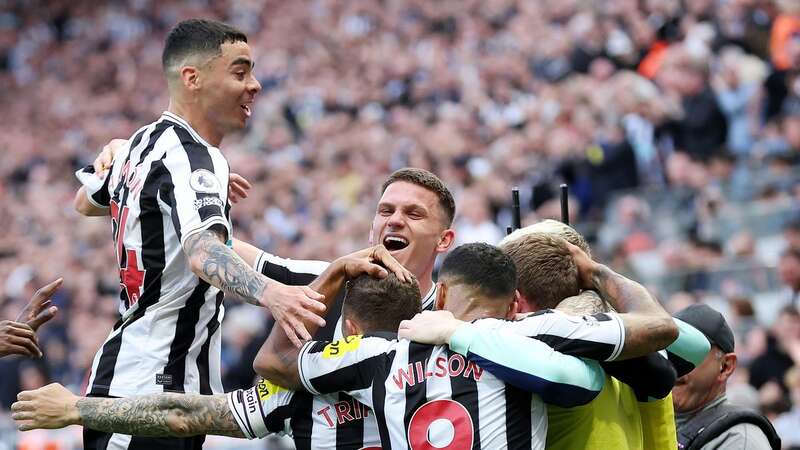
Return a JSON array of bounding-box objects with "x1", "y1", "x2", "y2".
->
[
  {"x1": 162, "y1": 281, "x2": 210, "y2": 393},
  {"x1": 308, "y1": 354, "x2": 386, "y2": 394},
  {"x1": 136, "y1": 160, "x2": 168, "y2": 312},
  {"x1": 335, "y1": 392, "x2": 366, "y2": 449},
  {"x1": 172, "y1": 126, "x2": 227, "y2": 240},
  {"x1": 290, "y1": 392, "x2": 314, "y2": 450},
  {"x1": 264, "y1": 395, "x2": 295, "y2": 434},
  {"x1": 448, "y1": 349, "x2": 481, "y2": 450},
  {"x1": 403, "y1": 343, "x2": 433, "y2": 444},
  {"x1": 89, "y1": 310, "x2": 148, "y2": 395},
  {"x1": 197, "y1": 291, "x2": 223, "y2": 395},
  {"x1": 258, "y1": 259, "x2": 319, "y2": 286},
  {"x1": 532, "y1": 334, "x2": 616, "y2": 361},
  {"x1": 371, "y1": 350, "x2": 394, "y2": 450},
  {"x1": 504, "y1": 384, "x2": 532, "y2": 450},
  {"x1": 111, "y1": 128, "x2": 147, "y2": 200}
]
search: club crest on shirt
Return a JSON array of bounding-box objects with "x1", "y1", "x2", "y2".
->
[
  {"x1": 322, "y1": 335, "x2": 362, "y2": 359},
  {"x1": 189, "y1": 169, "x2": 221, "y2": 194}
]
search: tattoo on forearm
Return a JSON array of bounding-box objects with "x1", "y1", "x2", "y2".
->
[
  {"x1": 77, "y1": 394, "x2": 244, "y2": 438},
  {"x1": 591, "y1": 265, "x2": 654, "y2": 314},
  {"x1": 184, "y1": 230, "x2": 266, "y2": 305}
]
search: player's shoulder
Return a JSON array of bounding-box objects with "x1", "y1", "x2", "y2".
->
[{"x1": 305, "y1": 333, "x2": 399, "y2": 360}]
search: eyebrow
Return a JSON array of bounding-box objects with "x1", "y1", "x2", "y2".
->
[{"x1": 230, "y1": 57, "x2": 254, "y2": 69}]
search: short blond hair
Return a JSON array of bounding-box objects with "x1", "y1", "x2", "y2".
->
[
  {"x1": 500, "y1": 220, "x2": 591, "y2": 255},
  {"x1": 499, "y1": 232, "x2": 580, "y2": 310}
]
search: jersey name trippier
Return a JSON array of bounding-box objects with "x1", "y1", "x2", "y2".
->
[
  {"x1": 77, "y1": 111, "x2": 231, "y2": 398},
  {"x1": 296, "y1": 310, "x2": 626, "y2": 450},
  {"x1": 231, "y1": 251, "x2": 437, "y2": 449}
]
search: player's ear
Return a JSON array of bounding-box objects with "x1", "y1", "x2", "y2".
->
[
  {"x1": 180, "y1": 65, "x2": 201, "y2": 91},
  {"x1": 344, "y1": 318, "x2": 362, "y2": 336},
  {"x1": 506, "y1": 297, "x2": 519, "y2": 320},
  {"x1": 436, "y1": 229, "x2": 455, "y2": 253},
  {"x1": 435, "y1": 280, "x2": 448, "y2": 311}
]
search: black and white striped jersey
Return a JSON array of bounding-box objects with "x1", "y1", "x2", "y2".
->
[
  {"x1": 77, "y1": 111, "x2": 231, "y2": 398},
  {"x1": 296, "y1": 311, "x2": 626, "y2": 450},
  {"x1": 237, "y1": 250, "x2": 436, "y2": 449}
]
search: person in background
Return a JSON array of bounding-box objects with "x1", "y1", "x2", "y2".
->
[{"x1": 673, "y1": 304, "x2": 780, "y2": 450}]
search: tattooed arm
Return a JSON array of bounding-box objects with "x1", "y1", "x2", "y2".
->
[
  {"x1": 182, "y1": 227, "x2": 326, "y2": 347},
  {"x1": 12, "y1": 383, "x2": 243, "y2": 437},
  {"x1": 566, "y1": 242, "x2": 678, "y2": 359}
]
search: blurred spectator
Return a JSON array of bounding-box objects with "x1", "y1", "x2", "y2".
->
[
  {"x1": 773, "y1": 367, "x2": 800, "y2": 448},
  {"x1": 750, "y1": 307, "x2": 800, "y2": 392},
  {"x1": 778, "y1": 248, "x2": 800, "y2": 308}
]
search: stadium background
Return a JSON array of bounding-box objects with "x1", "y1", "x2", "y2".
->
[{"x1": 2, "y1": 0, "x2": 800, "y2": 448}]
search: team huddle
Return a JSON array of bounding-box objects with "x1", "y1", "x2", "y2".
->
[{"x1": 4, "y1": 18, "x2": 776, "y2": 450}]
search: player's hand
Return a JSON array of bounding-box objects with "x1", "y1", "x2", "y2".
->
[
  {"x1": 12, "y1": 383, "x2": 81, "y2": 430},
  {"x1": 0, "y1": 321, "x2": 41, "y2": 358},
  {"x1": 16, "y1": 278, "x2": 61, "y2": 331},
  {"x1": 93, "y1": 138, "x2": 127, "y2": 175},
  {"x1": 565, "y1": 241, "x2": 598, "y2": 290},
  {"x1": 262, "y1": 281, "x2": 327, "y2": 348},
  {"x1": 335, "y1": 245, "x2": 414, "y2": 282},
  {"x1": 228, "y1": 173, "x2": 251, "y2": 204},
  {"x1": 398, "y1": 310, "x2": 464, "y2": 345}
]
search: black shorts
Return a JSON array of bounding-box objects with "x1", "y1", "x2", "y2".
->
[{"x1": 83, "y1": 428, "x2": 206, "y2": 450}]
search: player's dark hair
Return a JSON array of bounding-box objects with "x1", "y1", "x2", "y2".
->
[
  {"x1": 439, "y1": 243, "x2": 517, "y2": 300},
  {"x1": 381, "y1": 168, "x2": 455, "y2": 227},
  {"x1": 342, "y1": 273, "x2": 421, "y2": 333},
  {"x1": 162, "y1": 19, "x2": 247, "y2": 72}
]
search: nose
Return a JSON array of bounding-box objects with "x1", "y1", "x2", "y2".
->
[
  {"x1": 248, "y1": 74, "x2": 262, "y2": 95},
  {"x1": 386, "y1": 210, "x2": 405, "y2": 229}
]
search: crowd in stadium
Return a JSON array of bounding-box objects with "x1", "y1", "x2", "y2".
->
[{"x1": 2, "y1": 0, "x2": 800, "y2": 448}]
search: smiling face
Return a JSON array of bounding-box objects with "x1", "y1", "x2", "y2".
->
[
  {"x1": 370, "y1": 181, "x2": 454, "y2": 281},
  {"x1": 196, "y1": 41, "x2": 261, "y2": 135}
]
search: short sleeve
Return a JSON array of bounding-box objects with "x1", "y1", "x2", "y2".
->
[
  {"x1": 297, "y1": 335, "x2": 394, "y2": 401},
  {"x1": 484, "y1": 309, "x2": 626, "y2": 361},
  {"x1": 75, "y1": 165, "x2": 112, "y2": 208},
  {"x1": 160, "y1": 130, "x2": 230, "y2": 245},
  {"x1": 226, "y1": 379, "x2": 295, "y2": 439}
]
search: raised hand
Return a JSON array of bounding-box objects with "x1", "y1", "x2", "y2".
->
[
  {"x1": 261, "y1": 281, "x2": 327, "y2": 348},
  {"x1": 16, "y1": 278, "x2": 61, "y2": 331},
  {"x1": 228, "y1": 173, "x2": 251, "y2": 204},
  {"x1": 0, "y1": 321, "x2": 41, "y2": 358},
  {"x1": 336, "y1": 244, "x2": 414, "y2": 282},
  {"x1": 93, "y1": 139, "x2": 127, "y2": 175}
]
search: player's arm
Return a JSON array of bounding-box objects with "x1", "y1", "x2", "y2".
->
[
  {"x1": 665, "y1": 318, "x2": 711, "y2": 377},
  {"x1": 182, "y1": 227, "x2": 326, "y2": 346},
  {"x1": 399, "y1": 311, "x2": 605, "y2": 407},
  {"x1": 606, "y1": 318, "x2": 709, "y2": 401},
  {"x1": 12, "y1": 383, "x2": 243, "y2": 438},
  {"x1": 549, "y1": 242, "x2": 678, "y2": 359},
  {"x1": 233, "y1": 237, "x2": 331, "y2": 286},
  {"x1": 74, "y1": 186, "x2": 108, "y2": 216},
  {"x1": 74, "y1": 139, "x2": 126, "y2": 216}
]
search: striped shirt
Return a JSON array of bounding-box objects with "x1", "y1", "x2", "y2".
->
[
  {"x1": 238, "y1": 250, "x2": 436, "y2": 449},
  {"x1": 77, "y1": 111, "x2": 231, "y2": 398},
  {"x1": 296, "y1": 312, "x2": 623, "y2": 450}
]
